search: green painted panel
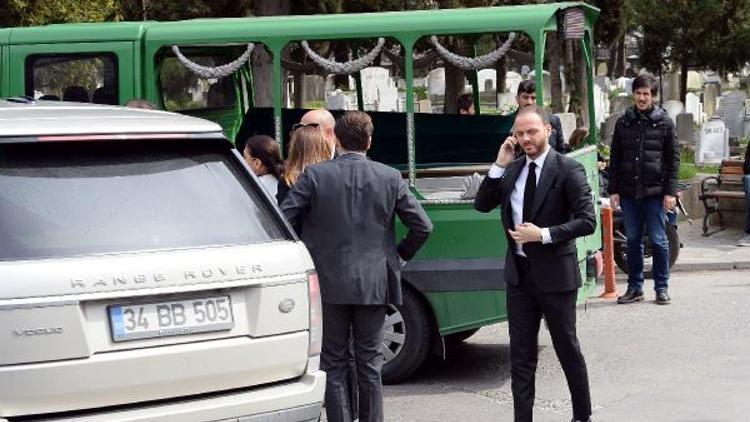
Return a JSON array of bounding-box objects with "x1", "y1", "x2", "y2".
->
[{"x1": 426, "y1": 290, "x2": 507, "y2": 336}]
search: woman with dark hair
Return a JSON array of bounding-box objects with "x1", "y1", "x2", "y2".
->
[
  {"x1": 243, "y1": 135, "x2": 283, "y2": 200},
  {"x1": 277, "y1": 126, "x2": 333, "y2": 204}
]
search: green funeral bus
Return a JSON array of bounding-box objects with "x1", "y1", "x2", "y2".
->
[{"x1": 0, "y1": 2, "x2": 602, "y2": 383}]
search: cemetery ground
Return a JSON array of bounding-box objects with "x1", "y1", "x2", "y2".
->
[{"x1": 323, "y1": 224, "x2": 750, "y2": 422}]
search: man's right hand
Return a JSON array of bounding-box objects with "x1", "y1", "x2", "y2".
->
[
  {"x1": 495, "y1": 136, "x2": 517, "y2": 168},
  {"x1": 609, "y1": 193, "x2": 620, "y2": 210}
]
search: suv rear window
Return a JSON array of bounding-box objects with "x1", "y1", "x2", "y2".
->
[{"x1": 0, "y1": 140, "x2": 287, "y2": 261}]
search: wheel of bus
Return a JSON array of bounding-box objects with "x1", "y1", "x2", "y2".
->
[
  {"x1": 444, "y1": 328, "x2": 480, "y2": 346},
  {"x1": 613, "y1": 222, "x2": 679, "y2": 274},
  {"x1": 381, "y1": 287, "x2": 432, "y2": 384}
]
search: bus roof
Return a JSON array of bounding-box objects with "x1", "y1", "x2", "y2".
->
[{"x1": 1, "y1": 2, "x2": 598, "y2": 46}]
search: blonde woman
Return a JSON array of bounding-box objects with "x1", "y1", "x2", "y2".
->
[{"x1": 277, "y1": 125, "x2": 333, "y2": 204}]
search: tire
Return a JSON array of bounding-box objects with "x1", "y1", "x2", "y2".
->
[
  {"x1": 613, "y1": 223, "x2": 679, "y2": 274},
  {"x1": 445, "y1": 328, "x2": 480, "y2": 345},
  {"x1": 381, "y1": 288, "x2": 433, "y2": 384}
]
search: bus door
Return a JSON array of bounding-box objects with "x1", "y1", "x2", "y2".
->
[{"x1": 8, "y1": 41, "x2": 134, "y2": 104}]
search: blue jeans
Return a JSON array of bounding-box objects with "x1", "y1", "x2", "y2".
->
[
  {"x1": 621, "y1": 196, "x2": 670, "y2": 292},
  {"x1": 744, "y1": 175, "x2": 750, "y2": 233}
]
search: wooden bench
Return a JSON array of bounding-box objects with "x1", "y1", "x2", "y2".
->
[{"x1": 699, "y1": 159, "x2": 746, "y2": 235}]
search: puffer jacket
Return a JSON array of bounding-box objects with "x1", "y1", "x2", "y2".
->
[{"x1": 608, "y1": 106, "x2": 680, "y2": 199}]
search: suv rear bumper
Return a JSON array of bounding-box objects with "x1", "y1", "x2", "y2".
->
[{"x1": 10, "y1": 371, "x2": 325, "y2": 422}]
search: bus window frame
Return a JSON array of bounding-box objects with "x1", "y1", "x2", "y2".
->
[{"x1": 24, "y1": 51, "x2": 120, "y2": 102}]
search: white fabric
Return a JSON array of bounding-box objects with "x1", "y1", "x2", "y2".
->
[
  {"x1": 259, "y1": 174, "x2": 279, "y2": 201},
  {"x1": 487, "y1": 147, "x2": 553, "y2": 255}
]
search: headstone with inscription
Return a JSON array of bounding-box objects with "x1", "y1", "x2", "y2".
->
[
  {"x1": 505, "y1": 71, "x2": 523, "y2": 95},
  {"x1": 325, "y1": 89, "x2": 351, "y2": 110},
  {"x1": 360, "y1": 67, "x2": 390, "y2": 107},
  {"x1": 478, "y1": 69, "x2": 496, "y2": 92},
  {"x1": 378, "y1": 86, "x2": 398, "y2": 112},
  {"x1": 697, "y1": 118, "x2": 729, "y2": 164}
]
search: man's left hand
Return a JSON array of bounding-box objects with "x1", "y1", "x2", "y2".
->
[
  {"x1": 663, "y1": 195, "x2": 676, "y2": 211},
  {"x1": 509, "y1": 223, "x2": 542, "y2": 244}
]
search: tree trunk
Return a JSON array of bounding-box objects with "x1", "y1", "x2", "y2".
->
[
  {"x1": 614, "y1": 35, "x2": 626, "y2": 77},
  {"x1": 250, "y1": 0, "x2": 290, "y2": 107},
  {"x1": 546, "y1": 32, "x2": 563, "y2": 113},
  {"x1": 444, "y1": 63, "x2": 466, "y2": 114},
  {"x1": 333, "y1": 41, "x2": 350, "y2": 90},
  {"x1": 496, "y1": 56, "x2": 507, "y2": 109},
  {"x1": 679, "y1": 60, "x2": 688, "y2": 105},
  {"x1": 606, "y1": 42, "x2": 617, "y2": 78}
]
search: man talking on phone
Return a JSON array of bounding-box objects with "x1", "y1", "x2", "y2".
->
[{"x1": 474, "y1": 105, "x2": 596, "y2": 422}]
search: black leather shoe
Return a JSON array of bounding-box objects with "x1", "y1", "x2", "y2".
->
[
  {"x1": 617, "y1": 289, "x2": 644, "y2": 304},
  {"x1": 571, "y1": 418, "x2": 592, "y2": 422},
  {"x1": 656, "y1": 290, "x2": 671, "y2": 305}
]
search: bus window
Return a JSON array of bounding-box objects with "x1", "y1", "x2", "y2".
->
[
  {"x1": 412, "y1": 31, "x2": 528, "y2": 201},
  {"x1": 278, "y1": 38, "x2": 407, "y2": 167},
  {"x1": 25, "y1": 53, "x2": 118, "y2": 104},
  {"x1": 159, "y1": 52, "x2": 237, "y2": 112}
]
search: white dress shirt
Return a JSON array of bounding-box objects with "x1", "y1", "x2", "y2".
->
[
  {"x1": 259, "y1": 174, "x2": 279, "y2": 200},
  {"x1": 488, "y1": 146, "x2": 553, "y2": 255}
]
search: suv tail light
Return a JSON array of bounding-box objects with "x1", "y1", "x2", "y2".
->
[{"x1": 307, "y1": 271, "x2": 323, "y2": 357}]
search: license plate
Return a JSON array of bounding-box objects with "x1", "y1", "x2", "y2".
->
[{"x1": 109, "y1": 295, "x2": 234, "y2": 342}]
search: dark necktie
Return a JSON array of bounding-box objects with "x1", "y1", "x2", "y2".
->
[{"x1": 523, "y1": 162, "x2": 537, "y2": 223}]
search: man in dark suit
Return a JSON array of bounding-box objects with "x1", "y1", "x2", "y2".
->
[
  {"x1": 474, "y1": 105, "x2": 596, "y2": 422},
  {"x1": 513, "y1": 80, "x2": 567, "y2": 154},
  {"x1": 282, "y1": 111, "x2": 432, "y2": 422}
]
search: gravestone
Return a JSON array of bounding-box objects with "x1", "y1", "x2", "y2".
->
[
  {"x1": 716, "y1": 91, "x2": 746, "y2": 138},
  {"x1": 302, "y1": 75, "x2": 325, "y2": 105},
  {"x1": 418, "y1": 99, "x2": 433, "y2": 113},
  {"x1": 593, "y1": 84, "x2": 609, "y2": 127},
  {"x1": 378, "y1": 86, "x2": 398, "y2": 112},
  {"x1": 360, "y1": 67, "x2": 390, "y2": 107},
  {"x1": 325, "y1": 89, "x2": 351, "y2": 110},
  {"x1": 610, "y1": 95, "x2": 631, "y2": 116},
  {"x1": 594, "y1": 75, "x2": 610, "y2": 93},
  {"x1": 427, "y1": 68, "x2": 445, "y2": 96},
  {"x1": 703, "y1": 83, "x2": 721, "y2": 118},
  {"x1": 615, "y1": 76, "x2": 633, "y2": 94},
  {"x1": 504, "y1": 71, "x2": 523, "y2": 95},
  {"x1": 528, "y1": 70, "x2": 551, "y2": 103},
  {"x1": 697, "y1": 118, "x2": 729, "y2": 164},
  {"x1": 662, "y1": 100, "x2": 685, "y2": 123},
  {"x1": 496, "y1": 93, "x2": 517, "y2": 115},
  {"x1": 687, "y1": 71, "x2": 703, "y2": 90},
  {"x1": 676, "y1": 113, "x2": 695, "y2": 144},
  {"x1": 684, "y1": 92, "x2": 703, "y2": 124},
  {"x1": 555, "y1": 112, "x2": 577, "y2": 143},
  {"x1": 478, "y1": 69, "x2": 496, "y2": 92},
  {"x1": 596, "y1": 62, "x2": 608, "y2": 76},
  {"x1": 600, "y1": 113, "x2": 623, "y2": 146}
]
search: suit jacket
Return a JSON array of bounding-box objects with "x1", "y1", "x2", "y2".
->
[
  {"x1": 281, "y1": 153, "x2": 433, "y2": 305},
  {"x1": 474, "y1": 148, "x2": 596, "y2": 292}
]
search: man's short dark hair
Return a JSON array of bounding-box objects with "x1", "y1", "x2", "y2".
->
[
  {"x1": 517, "y1": 79, "x2": 535, "y2": 96},
  {"x1": 334, "y1": 111, "x2": 373, "y2": 152},
  {"x1": 632, "y1": 73, "x2": 658, "y2": 96},
  {"x1": 457, "y1": 93, "x2": 474, "y2": 113},
  {"x1": 516, "y1": 104, "x2": 550, "y2": 125}
]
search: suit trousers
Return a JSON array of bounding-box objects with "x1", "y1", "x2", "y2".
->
[
  {"x1": 321, "y1": 303, "x2": 386, "y2": 422},
  {"x1": 507, "y1": 256, "x2": 591, "y2": 422}
]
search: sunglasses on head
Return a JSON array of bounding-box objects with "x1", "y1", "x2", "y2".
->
[{"x1": 291, "y1": 122, "x2": 320, "y2": 131}]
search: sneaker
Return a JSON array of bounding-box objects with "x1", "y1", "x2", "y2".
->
[
  {"x1": 617, "y1": 289, "x2": 644, "y2": 304},
  {"x1": 656, "y1": 290, "x2": 671, "y2": 305},
  {"x1": 738, "y1": 232, "x2": 750, "y2": 247}
]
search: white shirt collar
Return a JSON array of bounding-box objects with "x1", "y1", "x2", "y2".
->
[{"x1": 525, "y1": 145, "x2": 551, "y2": 169}]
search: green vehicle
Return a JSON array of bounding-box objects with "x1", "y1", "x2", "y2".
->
[{"x1": 0, "y1": 2, "x2": 602, "y2": 383}]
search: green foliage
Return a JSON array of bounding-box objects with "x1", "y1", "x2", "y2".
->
[
  {"x1": 1, "y1": 0, "x2": 121, "y2": 26},
  {"x1": 414, "y1": 86, "x2": 428, "y2": 101}
]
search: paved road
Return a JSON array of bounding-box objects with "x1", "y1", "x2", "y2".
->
[{"x1": 380, "y1": 271, "x2": 750, "y2": 422}]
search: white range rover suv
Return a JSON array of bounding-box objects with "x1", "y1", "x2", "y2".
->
[{"x1": 0, "y1": 98, "x2": 324, "y2": 422}]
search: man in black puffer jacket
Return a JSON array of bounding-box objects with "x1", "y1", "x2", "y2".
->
[{"x1": 608, "y1": 73, "x2": 680, "y2": 305}]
